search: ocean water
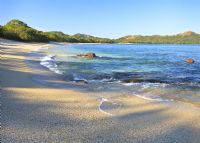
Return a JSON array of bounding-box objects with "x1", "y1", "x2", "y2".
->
[{"x1": 39, "y1": 43, "x2": 200, "y2": 105}]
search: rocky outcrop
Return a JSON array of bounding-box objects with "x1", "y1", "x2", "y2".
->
[
  {"x1": 77, "y1": 52, "x2": 97, "y2": 58},
  {"x1": 185, "y1": 59, "x2": 195, "y2": 64}
]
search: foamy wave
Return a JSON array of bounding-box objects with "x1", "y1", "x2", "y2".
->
[
  {"x1": 40, "y1": 55, "x2": 63, "y2": 74},
  {"x1": 98, "y1": 98, "x2": 114, "y2": 116},
  {"x1": 100, "y1": 77, "x2": 116, "y2": 82},
  {"x1": 133, "y1": 93, "x2": 168, "y2": 102},
  {"x1": 122, "y1": 82, "x2": 140, "y2": 86},
  {"x1": 141, "y1": 82, "x2": 169, "y2": 88},
  {"x1": 73, "y1": 74, "x2": 88, "y2": 83},
  {"x1": 122, "y1": 82, "x2": 168, "y2": 88}
]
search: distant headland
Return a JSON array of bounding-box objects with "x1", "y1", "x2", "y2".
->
[{"x1": 0, "y1": 19, "x2": 200, "y2": 44}]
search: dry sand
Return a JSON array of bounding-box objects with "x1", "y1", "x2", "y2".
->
[{"x1": 1, "y1": 38, "x2": 200, "y2": 143}]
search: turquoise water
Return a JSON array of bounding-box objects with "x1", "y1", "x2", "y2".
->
[{"x1": 40, "y1": 44, "x2": 200, "y2": 105}]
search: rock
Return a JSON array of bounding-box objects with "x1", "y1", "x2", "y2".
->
[
  {"x1": 75, "y1": 80, "x2": 88, "y2": 84},
  {"x1": 185, "y1": 59, "x2": 195, "y2": 64},
  {"x1": 77, "y1": 52, "x2": 97, "y2": 58}
]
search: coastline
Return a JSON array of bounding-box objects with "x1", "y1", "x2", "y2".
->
[{"x1": 1, "y1": 38, "x2": 200, "y2": 143}]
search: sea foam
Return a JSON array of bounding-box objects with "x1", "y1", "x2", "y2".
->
[
  {"x1": 133, "y1": 93, "x2": 169, "y2": 102},
  {"x1": 40, "y1": 55, "x2": 63, "y2": 74},
  {"x1": 98, "y1": 98, "x2": 114, "y2": 116}
]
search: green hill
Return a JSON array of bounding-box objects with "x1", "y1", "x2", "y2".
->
[
  {"x1": 72, "y1": 33, "x2": 113, "y2": 43},
  {"x1": 0, "y1": 25, "x2": 3, "y2": 36},
  {"x1": 116, "y1": 31, "x2": 200, "y2": 44},
  {"x1": 178, "y1": 31, "x2": 199, "y2": 37},
  {"x1": 1, "y1": 19, "x2": 200, "y2": 44},
  {"x1": 1, "y1": 19, "x2": 49, "y2": 42},
  {"x1": 0, "y1": 19, "x2": 113, "y2": 43},
  {"x1": 44, "y1": 31, "x2": 70, "y2": 42}
]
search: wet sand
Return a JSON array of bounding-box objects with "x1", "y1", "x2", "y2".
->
[{"x1": 1, "y1": 38, "x2": 200, "y2": 143}]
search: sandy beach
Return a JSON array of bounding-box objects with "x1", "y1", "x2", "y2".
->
[{"x1": 1, "y1": 38, "x2": 200, "y2": 143}]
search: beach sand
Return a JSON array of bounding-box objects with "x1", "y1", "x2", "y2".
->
[{"x1": 1, "y1": 38, "x2": 200, "y2": 143}]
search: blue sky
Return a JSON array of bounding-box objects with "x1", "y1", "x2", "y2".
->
[{"x1": 1, "y1": 0, "x2": 200, "y2": 38}]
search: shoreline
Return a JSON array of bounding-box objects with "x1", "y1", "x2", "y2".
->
[
  {"x1": 35, "y1": 42, "x2": 200, "y2": 108},
  {"x1": 1, "y1": 38, "x2": 200, "y2": 143}
]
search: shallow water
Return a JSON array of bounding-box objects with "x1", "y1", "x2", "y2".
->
[{"x1": 38, "y1": 43, "x2": 200, "y2": 105}]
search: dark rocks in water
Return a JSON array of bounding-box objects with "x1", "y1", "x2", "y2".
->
[
  {"x1": 77, "y1": 52, "x2": 97, "y2": 58},
  {"x1": 122, "y1": 78, "x2": 167, "y2": 84},
  {"x1": 185, "y1": 59, "x2": 195, "y2": 64},
  {"x1": 75, "y1": 80, "x2": 88, "y2": 84}
]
